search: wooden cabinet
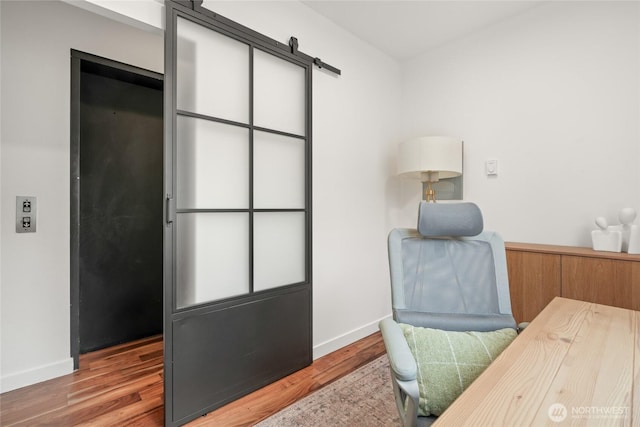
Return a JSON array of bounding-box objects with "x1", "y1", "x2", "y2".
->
[
  {"x1": 506, "y1": 250, "x2": 561, "y2": 325},
  {"x1": 505, "y1": 242, "x2": 640, "y2": 323}
]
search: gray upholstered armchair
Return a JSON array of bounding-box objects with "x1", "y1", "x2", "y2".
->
[{"x1": 379, "y1": 202, "x2": 518, "y2": 427}]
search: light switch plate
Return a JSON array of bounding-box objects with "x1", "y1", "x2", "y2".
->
[
  {"x1": 16, "y1": 196, "x2": 36, "y2": 233},
  {"x1": 486, "y1": 159, "x2": 498, "y2": 176}
]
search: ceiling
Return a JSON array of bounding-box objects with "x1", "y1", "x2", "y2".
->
[{"x1": 302, "y1": 1, "x2": 542, "y2": 60}]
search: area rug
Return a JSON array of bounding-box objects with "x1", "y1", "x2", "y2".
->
[{"x1": 255, "y1": 355, "x2": 400, "y2": 426}]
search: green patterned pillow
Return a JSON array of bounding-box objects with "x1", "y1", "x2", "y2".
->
[{"x1": 399, "y1": 324, "x2": 516, "y2": 416}]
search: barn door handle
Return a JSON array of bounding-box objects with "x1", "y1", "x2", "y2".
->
[{"x1": 166, "y1": 196, "x2": 176, "y2": 224}]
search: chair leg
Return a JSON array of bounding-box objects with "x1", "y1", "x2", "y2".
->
[{"x1": 390, "y1": 369, "x2": 420, "y2": 427}]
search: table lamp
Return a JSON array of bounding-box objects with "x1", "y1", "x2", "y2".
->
[{"x1": 397, "y1": 136, "x2": 463, "y2": 202}]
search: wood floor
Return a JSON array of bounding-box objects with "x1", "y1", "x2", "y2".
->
[{"x1": 0, "y1": 332, "x2": 385, "y2": 426}]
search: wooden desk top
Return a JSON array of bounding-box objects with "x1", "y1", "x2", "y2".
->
[{"x1": 434, "y1": 297, "x2": 638, "y2": 426}]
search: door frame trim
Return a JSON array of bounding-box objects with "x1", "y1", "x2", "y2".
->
[{"x1": 69, "y1": 49, "x2": 163, "y2": 368}]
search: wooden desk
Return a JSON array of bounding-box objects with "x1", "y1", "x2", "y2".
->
[{"x1": 434, "y1": 297, "x2": 638, "y2": 426}]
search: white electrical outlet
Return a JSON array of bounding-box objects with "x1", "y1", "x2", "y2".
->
[{"x1": 16, "y1": 196, "x2": 37, "y2": 233}]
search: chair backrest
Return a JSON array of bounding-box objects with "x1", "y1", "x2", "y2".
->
[{"x1": 388, "y1": 202, "x2": 516, "y2": 331}]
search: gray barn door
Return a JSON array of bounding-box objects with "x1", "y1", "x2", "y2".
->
[{"x1": 163, "y1": 2, "x2": 312, "y2": 425}]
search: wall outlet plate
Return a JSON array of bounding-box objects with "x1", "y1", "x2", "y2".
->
[{"x1": 16, "y1": 196, "x2": 37, "y2": 233}]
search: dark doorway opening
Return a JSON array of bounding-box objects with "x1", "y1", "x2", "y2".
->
[{"x1": 70, "y1": 50, "x2": 163, "y2": 366}]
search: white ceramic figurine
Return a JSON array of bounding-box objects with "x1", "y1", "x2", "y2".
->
[
  {"x1": 591, "y1": 216, "x2": 622, "y2": 252},
  {"x1": 619, "y1": 208, "x2": 640, "y2": 254}
]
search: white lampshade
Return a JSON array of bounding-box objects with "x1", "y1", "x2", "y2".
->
[{"x1": 397, "y1": 136, "x2": 463, "y2": 181}]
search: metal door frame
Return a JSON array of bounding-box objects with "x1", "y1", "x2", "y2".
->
[{"x1": 70, "y1": 49, "x2": 163, "y2": 368}]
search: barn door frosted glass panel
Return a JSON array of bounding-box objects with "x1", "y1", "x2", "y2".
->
[
  {"x1": 166, "y1": 4, "x2": 313, "y2": 425},
  {"x1": 176, "y1": 17, "x2": 249, "y2": 123},
  {"x1": 176, "y1": 213, "x2": 249, "y2": 308},
  {"x1": 253, "y1": 49, "x2": 305, "y2": 135},
  {"x1": 253, "y1": 131, "x2": 305, "y2": 209},
  {"x1": 176, "y1": 116, "x2": 249, "y2": 209},
  {"x1": 253, "y1": 212, "x2": 306, "y2": 292}
]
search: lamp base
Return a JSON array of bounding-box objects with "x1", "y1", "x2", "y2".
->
[
  {"x1": 424, "y1": 182, "x2": 437, "y2": 203},
  {"x1": 424, "y1": 189, "x2": 436, "y2": 203}
]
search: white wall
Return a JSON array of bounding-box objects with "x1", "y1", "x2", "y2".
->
[
  {"x1": 0, "y1": 0, "x2": 3, "y2": 395},
  {"x1": 399, "y1": 1, "x2": 640, "y2": 247},
  {"x1": 0, "y1": 0, "x2": 401, "y2": 391},
  {"x1": 0, "y1": 0, "x2": 163, "y2": 392},
  {"x1": 203, "y1": 0, "x2": 401, "y2": 356}
]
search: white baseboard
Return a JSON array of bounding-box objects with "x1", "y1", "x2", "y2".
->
[
  {"x1": 0, "y1": 319, "x2": 391, "y2": 392},
  {"x1": 1, "y1": 357, "x2": 74, "y2": 393},
  {"x1": 312, "y1": 314, "x2": 391, "y2": 360}
]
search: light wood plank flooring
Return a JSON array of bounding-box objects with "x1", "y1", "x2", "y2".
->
[{"x1": 0, "y1": 332, "x2": 385, "y2": 426}]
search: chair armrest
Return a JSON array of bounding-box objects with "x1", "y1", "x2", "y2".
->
[
  {"x1": 380, "y1": 318, "x2": 420, "y2": 427},
  {"x1": 379, "y1": 318, "x2": 417, "y2": 381}
]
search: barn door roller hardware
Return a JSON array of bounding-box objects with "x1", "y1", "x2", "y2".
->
[
  {"x1": 288, "y1": 36, "x2": 340, "y2": 75},
  {"x1": 172, "y1": 0, "x2": 341, "y2": 75}
]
